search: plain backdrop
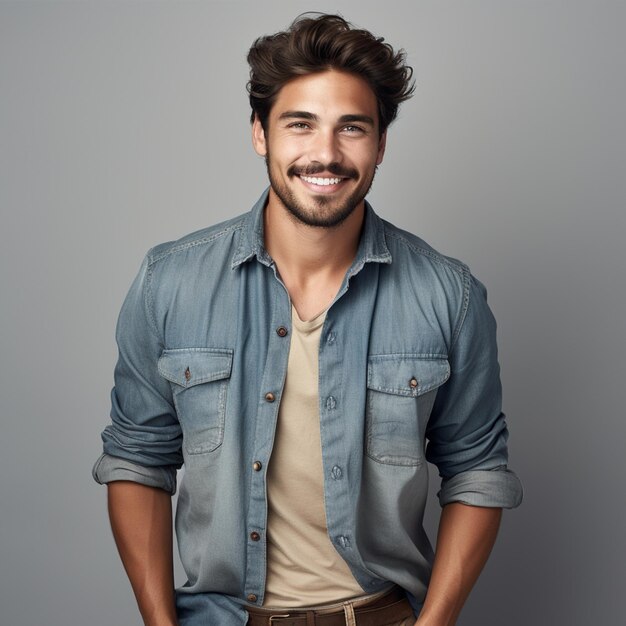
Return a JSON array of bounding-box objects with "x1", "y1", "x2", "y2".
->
[{"x1": 1, "y1": 2, "x2": 624, "y2": 625}]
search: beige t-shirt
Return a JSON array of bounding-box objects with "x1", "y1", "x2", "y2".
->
[{"x1": 263, "y1": 307, "x2": 364, "y2": 607}]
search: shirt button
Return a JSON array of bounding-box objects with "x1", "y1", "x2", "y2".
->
[
  {"x1": 331, "y1": 466, "x2": 343, "y2": 480},
  {"x1": 276, "y1": 326, "x2": 288, "y2": 337},
  {"x1": 265, "y1": 392, "x2": 275, "y2": 402},
  {"x1": 184, "y1": 367, "x2": 191, "y2": 381},
  {"x1": 253, "y1": 461, "x2": 262, "y2": 471},
  {"x1": 326, "y1": 396, "x2": 337, "y2": 410},
  {"x1": 247, "y1": 594, "x2": 258, "y2": 603},
  {"x1": 409, "y1": 378, "x2": 418, "y2": 389},
  {"x1": 250, "y1": 531, "x2": 261, "y2": 541}
]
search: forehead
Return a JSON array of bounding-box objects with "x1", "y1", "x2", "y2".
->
[{"x1": 270, "y1": 70, "x2": 379, "y2": 122}]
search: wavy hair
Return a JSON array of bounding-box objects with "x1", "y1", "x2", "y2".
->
[{"x1": 247, "y1": 13, "x2": 415, "y2": 134}]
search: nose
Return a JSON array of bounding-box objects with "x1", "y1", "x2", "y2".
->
[{"x1": 308, "y1": 128, "x2": 342, "y2": 166}]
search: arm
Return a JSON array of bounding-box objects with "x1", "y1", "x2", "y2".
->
[
  {"x1": 420, "y1": 274, "x2": 522, "y2": 624},
  {"x1": 415, "y1": 503, "x2": 502, "y2": 626},
  {"x1": 108, "y1": 481, "x2": 178, "y2": 626},
  {"x1": 95, "y1": 254, "x2": 184, "y2": 625}
]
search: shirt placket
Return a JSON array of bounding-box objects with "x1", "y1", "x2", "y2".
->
[
  {"x1": 243, "y1": 269, "x2": 292, "y2": 606},
  {"x1": 317, "y1": 262, "x2": 390, "y2": 593}
]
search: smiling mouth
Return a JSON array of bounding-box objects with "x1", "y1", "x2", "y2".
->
[{"x1": 299, "y1": 175, "x2": 343, "y2": 186}]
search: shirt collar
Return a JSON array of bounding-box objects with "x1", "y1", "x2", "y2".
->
[{"x1": 231, "y1": 187, "x2": 392, "y2": 270}]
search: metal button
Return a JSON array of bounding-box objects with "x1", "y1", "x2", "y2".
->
[
  {"x1": 409, "y1": 378, "x2": 418, "y2": 389},
  {"x1": 184, "y1": 367, "x2": 191, "y2": 381},
  {"x1": 276, "y1": 326, "x2": 288, "y2": 337},
  {"x1": 247, "y1": 594, "x2": 258, "y2": 603},
  {"x1": 250, "y1": 531, "x2": 261, "y2": 541},
  {"x1": 265, "y1": 392, "x2": 275, "y2": 403},
  {"x1": 253, "y1": 461, "x2": 262, "y2": 471},
  {"x1": 331, "y1": 465, "x2": 343, "y2": 480}
]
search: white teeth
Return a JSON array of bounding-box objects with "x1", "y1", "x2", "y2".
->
[{"x1": 301, "y1": 176, "x2": 342, "y2": 186}]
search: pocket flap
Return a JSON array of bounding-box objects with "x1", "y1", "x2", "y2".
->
[
  {"x1": 158, "y1": 348, "x2": 233, "y2": 388},
  {"x1": 367, "y1": 355, "x2": 450, "y2": 397}
]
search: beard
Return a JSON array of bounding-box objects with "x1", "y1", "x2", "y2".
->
[{"x1": 265, "y1": 153, "x2": 376, "y2": 229}]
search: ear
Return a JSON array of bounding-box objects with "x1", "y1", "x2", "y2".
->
[
  {"x1": 376, "y1": 131, "x2": 387, "y2": 165},
  {"x1": 251, "y1": 115, "x2": 268, "y2": 157}
]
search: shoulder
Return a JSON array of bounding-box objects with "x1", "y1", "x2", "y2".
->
[
  {"x1": 380, "y1": 217, "x2": 470, "y2": 286},
  {"x1": 145, "y1": 212, "x2": 248, "y2": 268},
  {"x1": 376, "y1": 216, "x2": 494, "y2": 347}
]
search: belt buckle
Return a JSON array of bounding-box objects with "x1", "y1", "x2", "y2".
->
[{"x1": 269, "y1": 614, "x2": 291, "y2": 623}]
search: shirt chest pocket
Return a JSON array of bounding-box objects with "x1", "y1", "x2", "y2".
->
[
  {"x1": 366, "y1": 355, "x2": 450, "y2": 466},
  {"x1": 158, "y1": 348, "x2": 233, "y2": 455}
]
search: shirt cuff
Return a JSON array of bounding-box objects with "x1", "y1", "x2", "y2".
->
[
  {"x1": 437, "y1": 466, "x2": 523, "y2": 509},
  {"x1": 92, "y1": 453, "x2": 177, "y2": 495}
]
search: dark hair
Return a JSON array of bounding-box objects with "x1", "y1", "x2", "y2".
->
[{"x1": 247, "y1": 13, "x2": 414, "y2": 134}]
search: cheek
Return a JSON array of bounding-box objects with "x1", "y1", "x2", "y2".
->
[
  {"x1": 350, "y1": 140, "x2": 381, "y2": 164},
  {"x1": 269, "y1": 142, "x2": 305, "y2": 169},
  {"x1": 283, "y1": 138, "x2": 309, "y2": 161},
  {"x1": 361, "y1": 150, "x2": 382, "y2": 171}
]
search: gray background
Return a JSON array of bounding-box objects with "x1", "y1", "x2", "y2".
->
[{"x1": 1, "y1": 1, "x2": 624, "y2": 625}]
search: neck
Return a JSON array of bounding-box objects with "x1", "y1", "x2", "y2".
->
[
  {"x1": 263, "y1": 189, "x2": 365, "y2": 320},
  {"x1": 263, "y1": 189, "x2": 364, "y2": 285}
]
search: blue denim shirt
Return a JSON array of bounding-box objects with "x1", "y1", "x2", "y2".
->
[{"x1": 93, "y1": 189, "x2": 522, "y2": 625}]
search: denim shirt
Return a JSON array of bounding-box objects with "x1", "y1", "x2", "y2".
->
[{"x1": 93, "y1": 189, "x2": 522, "y2": 625}]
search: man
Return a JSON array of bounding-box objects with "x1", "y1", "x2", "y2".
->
[{"x1": 94, "y1": 13, "x2": 522, "y2": 626}]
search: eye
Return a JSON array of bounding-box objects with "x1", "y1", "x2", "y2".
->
[
  {"x1": 342, "y1": 125, "x2": 365, "y2": 134},
  {"x1": 287, "y1": 122, "x2": 311, "y2": 130}
]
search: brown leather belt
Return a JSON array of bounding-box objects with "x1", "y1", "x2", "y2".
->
[{"x1": 245, "y1": 586, "x2": 413, "y2": 626}]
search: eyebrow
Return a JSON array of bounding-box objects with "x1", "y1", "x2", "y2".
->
[
  {"x1": 278, "y1": 111, "x2": 318, "y2": 122},
  {"x1": 277, "y1": 111, "x2": 375, "y2": 127},
  {"x1": 338, "y1": 114, "x2": 375, "y2": 127}
]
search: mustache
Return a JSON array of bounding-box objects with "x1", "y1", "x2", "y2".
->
[{"x1": 288, "y1": 162, "x2": 358, "y2": 179}]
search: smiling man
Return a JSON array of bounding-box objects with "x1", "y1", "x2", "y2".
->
[
  {"x1": 94, "y1": 14, "x2": 522, "y2": 626},
  {"x1": 256, "y1": 71, "x2": 383, "y2": 231}
]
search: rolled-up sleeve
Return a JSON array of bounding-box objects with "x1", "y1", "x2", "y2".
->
[
  {"x1": 92, "y1": 253, "x2": 183, "y2": 494},
  {"x1": 425, "y1": 273, "x2": 523, "y2": 509}
]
